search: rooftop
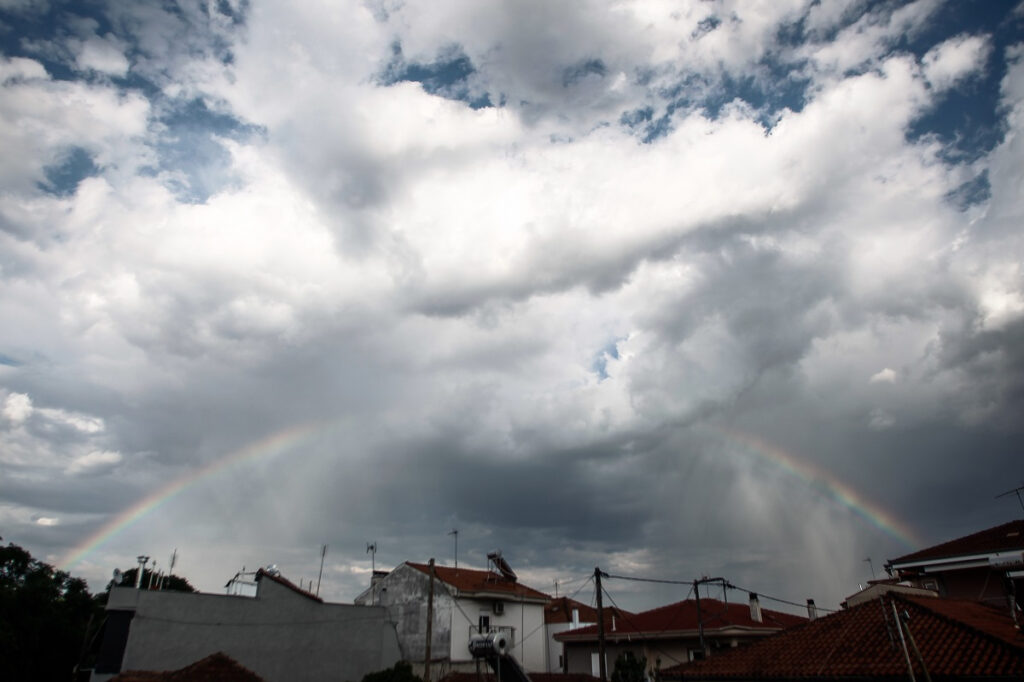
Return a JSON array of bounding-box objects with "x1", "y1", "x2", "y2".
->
[
  {"x1": 406, "y1": 562, "x2": 551, "y2": 601},
  {"x1": 888, "y1": 519, "x2": 1024, "y2": 567},
  {"x1": 109, "y1": 652, "x2": 265, "y2": 681},
  {"x1": 555, "y1": 598, "x2": 805, "y2": 642},
  {"x1": 662, "y1": 594, "x2": 1024, "y2": 680}
]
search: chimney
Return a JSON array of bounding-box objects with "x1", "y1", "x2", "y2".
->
[
  {"x1": 749, "y1": 593, "x2": 762, "y2": 623},
  {"x1": 806, "y1": 598, "x2": 818, "y2": 621}
]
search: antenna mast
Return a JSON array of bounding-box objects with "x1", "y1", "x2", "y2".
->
[
  {"x1": 366, "y1": 542, "x2": 377, "y2": 573},
  {"x1": 316, "y1": 544, "x2": 328, "y2": 597},
  {"x1": 448, "y1": 528, "x2": 459, "y2": 568},
  {"x1": 995, "y1": 484, "x2": 1024, "y2": 514}
]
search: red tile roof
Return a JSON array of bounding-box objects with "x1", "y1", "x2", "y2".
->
[
  {"x1": 888, "y1": 519, "x2": 1024, "y2": 566},
  {"x1": 555, "y1": 599, "x2": 805, "y2": 642},
  {"x1": 662, "y1": 594, "x2": 1024, "y2": 680},
  {"x1": 546, "y1": 596, "x2": 633, "y2": 625},
  {"x1": 110, "y1": 652, "x2": 266, "y2": 681},
  {"x1": 406, "y1": 562, "x2": 551, "y2": 601}
]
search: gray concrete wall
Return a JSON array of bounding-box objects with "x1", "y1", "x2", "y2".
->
[
  {"x1": 356, "y1": 563, "x2": 454, "y2": 665},
  {"x1": 101, "y1": 582, "x2": 401, "y2": 682}
]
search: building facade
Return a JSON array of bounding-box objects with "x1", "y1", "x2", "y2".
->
[
  {"x1": 355, "y1": 560, "x2": 551, "y2": 678},
  {"x1": 885, "y1": 519, "x2": 1024, "y2": 610},
  {"x1": 555, "y1": 595, "x2": 806, "y2": 679},
  {"x1": 92, "y1": 568, "x2": 401, "y2": 682}
]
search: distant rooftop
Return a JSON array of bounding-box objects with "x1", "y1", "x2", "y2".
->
[
  {"x1": 662, "y1": 594, "x2": 1024, "y2": 680},
  {"x1": 887, "y1": 519, "x2": 1024, "y2": 567}
]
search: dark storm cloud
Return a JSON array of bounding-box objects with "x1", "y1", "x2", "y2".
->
[{"x1": 1, "y1": 0, "x2": 1023, "y2": 613}]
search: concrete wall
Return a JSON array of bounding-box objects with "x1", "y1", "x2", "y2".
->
[
  {"x1": 355, "y1": 564, "x2": 455, "y2": 669},
  {"x1": 95, "y1": 582, "x2": 401, "y2": 682}
]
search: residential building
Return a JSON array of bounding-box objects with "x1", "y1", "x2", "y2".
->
[
  {"x1": 354, "y1": 557, "x2": 552, "y2": 678},
  {"x1": 885, "y1": 519, "x2": 1024, "y2": 609},
  {"x1": 555, "y1": 595, "x2": 805, "y2": 678},
  {"x1": 92, "y1": 568, "x2": 401, "y2": 682},
  {"x1": 661, "y1": 593, "x2": 1024, "y2": 680},
  {"x1": 544, "y1": 597, "x2": 632, "y2": 673}
]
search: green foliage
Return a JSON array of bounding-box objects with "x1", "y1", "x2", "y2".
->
[
  {"x1": 0, "y1": 538, "x2": 104, "y2": 682},
  {"x1": 360, "y1": 661, "x2": 423, "y2": 682},
  {"x1": 611, "y1": 651, "x2": 648, "y2": 682}
]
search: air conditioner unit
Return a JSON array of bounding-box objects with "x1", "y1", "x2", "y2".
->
[{"x1": 493, "y1": 600, "x2": 504, "y2": 615}]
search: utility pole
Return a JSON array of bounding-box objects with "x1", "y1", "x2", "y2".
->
[
  {"x1": 425, "y1": 558, "x2": 435, "y2": 682},
  {"x1": 595, "y1": 567, "x2": 608, "y2": 682},
  {"x1": 316, "y1": 544, "x2": 327, "y2": 597},
  {"x1": 694, "y1": 579, "x2": 705, "y2": 656},
  {"x1": 692, "y1": 576, "x2": 728, "y2": 658}
]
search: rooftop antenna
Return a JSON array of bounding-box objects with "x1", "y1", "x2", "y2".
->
[
  {"x1": 448, "y1": 529, "x2": 459, "y2": 569},
  {"x1": 366, "y1": 542, "x2": 377, "y2": 573},
  {"x1": 316, "y1": 544, "x2": 328, "y2": 597},
  {"x1": 135, "y1": 555, "x2": 150, "y2": 589},
  {"x1": 864, "y1": 557, "x2": 876, "y2": 580},
  {"x1": 995, "y1": 484, "x2": 1024, "y2": 514}
]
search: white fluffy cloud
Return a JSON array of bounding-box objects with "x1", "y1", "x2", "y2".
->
[{"x1": 1, "y1": 0, "x2": 1022, "y2": 610}]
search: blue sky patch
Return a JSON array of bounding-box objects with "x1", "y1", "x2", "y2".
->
[
  {"x1": 146, "y1": 97, "x2": 263, "y2": 203},
  {"x1": 381, "y1": 42, "x2": 491, "y2": 109},
  {"x1": 39, "y1": 147, "x2": 98, "y2": 196},
  {"x1": 592, "y1": 340, "x2": 622, "y2": 381}
]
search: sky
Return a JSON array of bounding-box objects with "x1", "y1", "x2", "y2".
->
[{"x1": 1, "y1": 0, "x2": 1023, "y2": 615}]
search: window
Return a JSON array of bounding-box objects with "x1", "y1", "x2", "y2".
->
[{"x1": 479, "y1": 615, "x2": 490, "y2": 633}]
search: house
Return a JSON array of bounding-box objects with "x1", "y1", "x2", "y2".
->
[
  {"x1": 884, "y1": 519, "x2": 1024, "y2": 609},
  {"x1": 92, "y1": 568, "x2": 401, "y2": 682},
  {"x1": 661, "y1": 592, "x2": 1024, "y2": 680},
  {"x1": 554, "y1": 594, "x2": 806, "y2": 678},
  {"x1": 109, "y1": 652, "x2": 265, "y2": 681},
  {"x1": 354, "y1": 555, "x2": 551, "y2": 678},
  {"x1": 544, "y1": 597, "x2": 633, "y2": 673}
]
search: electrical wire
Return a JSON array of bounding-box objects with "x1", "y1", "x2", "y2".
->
[{"x1": 598, "y1": 584, "x2": 690, "y2": 667}]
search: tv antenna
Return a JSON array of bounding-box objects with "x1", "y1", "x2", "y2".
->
[
  {"x1": 366, "y1": 542, "x2": 377, "y2": 573},
  {"x1": 316, "y1": 544, "x2": 328, "y2": 597},
  {"x1": 996, "y1": 484, "x2": 1024, "y2": 514},
  {"x1": 864, "y1": 557, "x2": 875, "y2": 579},
  {"x1": 448, "y1": 528, "x2": 459, "y2": 569}
]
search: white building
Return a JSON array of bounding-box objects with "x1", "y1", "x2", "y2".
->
[{"x1": 355, "y1": 558, "x2": 551, "y2": 679}]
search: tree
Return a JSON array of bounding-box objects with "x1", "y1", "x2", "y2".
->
[
  {"x1": 611, "y1": 651, "x2": 648, "y2": 682},
  {"x1": 112, "y1": 566, "x2": 196, "y2": 593},
  {"x1": 0, "y1": 538, "x2": 104, "y2": 682}
]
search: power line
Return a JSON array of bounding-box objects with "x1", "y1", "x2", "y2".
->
[{"x1": 604, "y1": 574, "x2": 694, "y2": 586}]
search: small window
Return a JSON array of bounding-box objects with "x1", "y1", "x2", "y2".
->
[{"x1": 479, "y1": 615, "x2": 490, "y2": 633}]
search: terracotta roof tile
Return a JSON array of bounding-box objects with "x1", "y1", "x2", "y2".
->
[
  {"x1": 110, "y1": 652, "x2": 266, "y2": 681},
  {"x1": 888, "y1": 519, "x2": 1024, "y2": 566},
  {"x1": 407, "y1": 562, "x2": 551, "y2": 601},
  {"x1": 662, "y1": 595, "x2": 1024, "y2": 680},
  {"x1": 546, "y1": 596, "x2": 634, "y2": 625},
  {"x1": 556, "y1": 599, "x2": 805, "y2": 641}
]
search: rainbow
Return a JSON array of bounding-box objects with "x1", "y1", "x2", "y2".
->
[
  {"x1": 59, "y1": 421, "x2": 325, "y2": 570},
  {"x1": 718, "y1": 427, "x2": 923, "y2": 548}
]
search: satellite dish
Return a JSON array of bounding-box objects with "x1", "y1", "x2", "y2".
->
[{"x1": 112, "y1": 568, "x2": 123, "y2": 584}]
